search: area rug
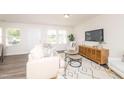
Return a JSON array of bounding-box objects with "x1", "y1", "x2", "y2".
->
[{"x1": 57, "y1": 53, "x2": 120, "y2": 79}]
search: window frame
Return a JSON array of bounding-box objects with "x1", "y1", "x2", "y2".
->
[
  {"x1": 47, "y1": 29, "x2": 67, "y2": 44},
  {"x1": 47, "y1": 30, "x2": 57, "y2": 44},
  {"x1": 6, "y1": 28, "x2": 21, "y2": 46},
  {"x1": 58, "y1": 30, "x2": 67, "y2": 44}
]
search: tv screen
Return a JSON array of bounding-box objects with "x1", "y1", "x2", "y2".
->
[{"x1": 85, "y1": 29, "x2": 104, "y2": 42}]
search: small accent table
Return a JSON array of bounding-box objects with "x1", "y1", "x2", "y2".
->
[
  {"x1": 64, "y1": 50, "x2": 78, "y2": 61},
  {"x1": 63, "y1": 50, "x2": 82, "y2": 78},
  {"x1": 68, "y1": 55, "x2": 82, "y2": 67}
]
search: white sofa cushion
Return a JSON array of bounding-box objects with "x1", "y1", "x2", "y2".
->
[{"x1": 27, "y1": 56, "x2": 60, "y2": 79}]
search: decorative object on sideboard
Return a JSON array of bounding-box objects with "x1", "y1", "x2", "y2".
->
[{"x1": 97, "y1": 41, "x2": 106, "y2": 48}]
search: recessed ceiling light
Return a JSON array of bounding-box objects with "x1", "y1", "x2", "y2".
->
[{"x1": 64, "y1": 14, "x2": 70, "y2": 18}]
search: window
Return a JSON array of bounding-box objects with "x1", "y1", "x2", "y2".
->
[
  {"x1": 58, "y1": 30, "x2": 67, "y2": 44},
  {"x1": 47, "y1": 30, "x2": 57, "y2": 44},
  {"x1": 6, "y1": 28, "x2": 21, "y2": 46},
  {"x1": 47, "y1": 30, "x2": 67, "y2": 44}
]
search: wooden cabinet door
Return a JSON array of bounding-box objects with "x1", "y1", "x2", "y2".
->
[
  {"x1": 95, "y1": 50, "x2": 101, "y2": 64},
  {"x1": 91, "y1": 49, "x2": 96, "y2": 61},
  {"x1": 87, "y1": 48, "x2": 92, "y2": 59},
  {"x1": 79, "y1": 46, "x2": 82, "y2": 55}
]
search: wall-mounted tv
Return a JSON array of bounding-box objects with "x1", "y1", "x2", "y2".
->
[{"x1": 85, "y1": 29, "x2": 104, "y2": 42}]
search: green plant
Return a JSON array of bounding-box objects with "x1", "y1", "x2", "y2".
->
[{"x1": 67, "y1": 34, "x2": 75, "y2": 41}]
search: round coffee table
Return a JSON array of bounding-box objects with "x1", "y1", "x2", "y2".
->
[
  {"x1": 64, "y1": 50, "x2": 78, "y2": 61},
  {"x1": 68, "y1": 55, "x2": 82, "y2": 67},
  {"x1": 63, "y1": 51, "x2": 82, "y2": 78}
]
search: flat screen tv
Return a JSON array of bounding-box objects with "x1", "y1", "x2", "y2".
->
[{"x1": 85, "y1": 29, "x2": 104, "y2": 42}]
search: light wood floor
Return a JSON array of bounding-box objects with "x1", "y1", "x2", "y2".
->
[{"x1": 0, "y1": 54, "x2": 28, "y2": 79}]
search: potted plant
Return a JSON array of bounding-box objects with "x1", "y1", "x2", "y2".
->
[
  {"x1": 67, "y1": 34, "x2": 75, "y2": 47},
  {"x1": 67, "y1": 34, "x2": 75, "y2": 42}
]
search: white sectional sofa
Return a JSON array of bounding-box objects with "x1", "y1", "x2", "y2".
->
[
  {"x1": 27, "y1": 56, "x2": 60, "y2": 79},
  {"x1": 26, "y1": 44, "x2": 65, "y2": 79},
  {"x1": 108, "y1": 58, "x2": 124, "y2": 78}
]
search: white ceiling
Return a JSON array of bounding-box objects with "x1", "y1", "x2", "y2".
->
[{"x1": 0, "y1": 14, "x2": 98, "y2": 27}]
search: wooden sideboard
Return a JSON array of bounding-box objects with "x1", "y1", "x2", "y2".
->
[{"x1": 79, "y1": 45, "x2": 109, "y2": 64}]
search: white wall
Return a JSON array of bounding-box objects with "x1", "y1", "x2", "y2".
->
[
  {"x1": 0, "y1": 22, "x2": 73, "y2": 56},
  {"x1": 74, "y1": 14, "x2": 124, "y2": 58}
]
